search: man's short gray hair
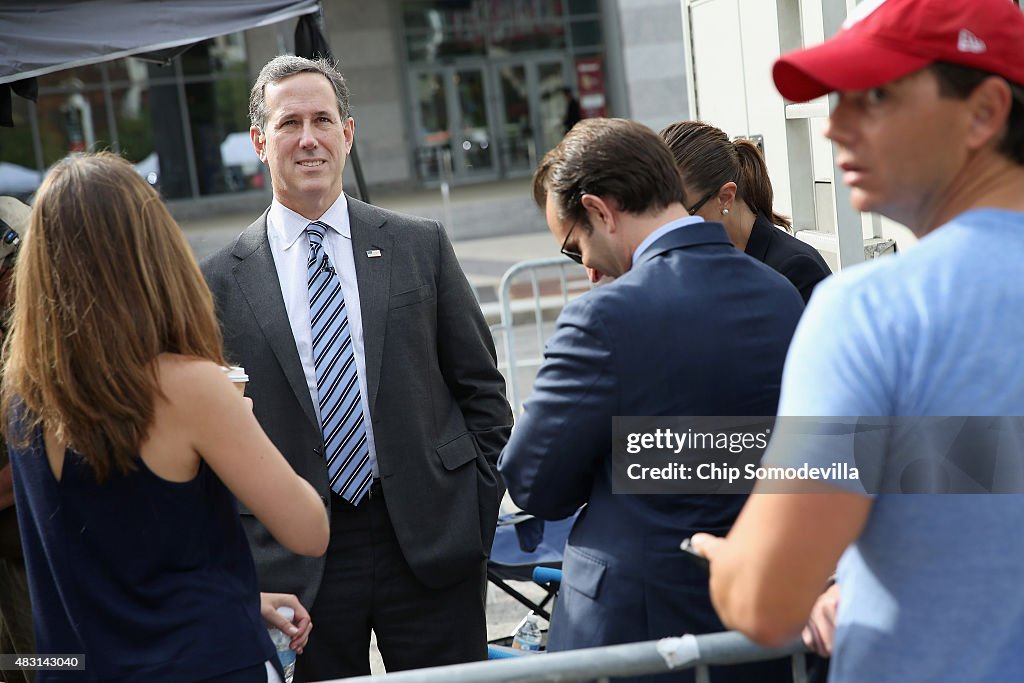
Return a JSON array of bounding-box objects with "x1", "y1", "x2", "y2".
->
[{"x1": 249, "y1": 55, "x2": 351, "y2": 132}]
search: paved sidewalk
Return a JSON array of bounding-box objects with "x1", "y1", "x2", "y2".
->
[
  {"x1": 178, "y1": 191, "x2": 560, "y2": 313},
  {"x1": 178, "y1": 176, "x2": 552, "y2": 264}
]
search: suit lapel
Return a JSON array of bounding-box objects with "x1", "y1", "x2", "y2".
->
[
  {"x1": 347, "y1": 196, "x2": 392, "y2": 413},
  {"x1": 231, "y1": 214, "x2": 320, "y2": 430}
]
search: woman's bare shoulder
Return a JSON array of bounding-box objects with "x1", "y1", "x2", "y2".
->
[{"x1": 155, "y1": 354, "x2": 230, "y2": 402}]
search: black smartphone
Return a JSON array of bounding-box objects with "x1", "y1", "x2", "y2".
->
[{"x1": 679, "y1": 536, "x2": 710, "y2": 571}]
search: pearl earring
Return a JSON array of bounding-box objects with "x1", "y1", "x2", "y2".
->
[{"x1": 722, "y1": 208, "x2": 730, "y2": 216}]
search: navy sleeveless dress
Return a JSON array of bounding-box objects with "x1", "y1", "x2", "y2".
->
[{"x1": 10, "y1": 424, "x2": 279, "y2": 682}]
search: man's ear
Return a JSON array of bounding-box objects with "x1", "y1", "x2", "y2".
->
[
  {"x1": 251, "y1": 125, "x2": 267, "y2": 163},
  {"x1": 342, "y1": 117, "x2": 355, "y2": 154},
  {"x1": 580, "y1": 193, "x2": 616, "y2": 230},
  {"x1": 965, "y1": 76, "x2": 1012, "y2": 153}
]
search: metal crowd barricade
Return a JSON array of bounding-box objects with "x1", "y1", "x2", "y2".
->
[
  {"x1": 495, "y1": 257, "x2": 590, "y2": 413},
  {"x1": 330, "y1": 631, "x2": 809, "y2": 683}
]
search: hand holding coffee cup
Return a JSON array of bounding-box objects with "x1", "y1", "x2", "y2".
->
[{"x1": 222, "y1": 365, "x2": 249, "y2": 396}]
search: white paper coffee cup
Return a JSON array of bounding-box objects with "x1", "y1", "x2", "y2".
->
[{"x1": 222, "y1": 365, "x2": 249, "y2": 396}]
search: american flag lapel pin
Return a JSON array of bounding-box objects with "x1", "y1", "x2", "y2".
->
[{"x1": 366, "y1": 249, "x2": 382, "y2": 258}]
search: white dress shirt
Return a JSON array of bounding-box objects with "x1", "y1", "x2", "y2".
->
[{"x1": 267, "y1": 194, "x2": 380, "y2": 477}]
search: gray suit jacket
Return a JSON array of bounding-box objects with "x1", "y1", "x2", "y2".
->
[{"x1": 201, "y1": 196, "x2": 513, "y2": 608}]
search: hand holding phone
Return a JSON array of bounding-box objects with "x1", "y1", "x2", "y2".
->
[{"x1": 680, "y1": 536, "x2": 710, "y2": 571}]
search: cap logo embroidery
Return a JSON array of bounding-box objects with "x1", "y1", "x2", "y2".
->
[
  {"x1": 957, "y1": 29, "x2": 987, "y2": 54},
  {"x1": 842, "y1": 0, "x2": 889, "y2": 29}
]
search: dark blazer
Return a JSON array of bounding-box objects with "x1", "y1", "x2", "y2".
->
[
  {"x1": 498, "y1": 222, "x2": 803, "y2": 681},
  {"x1": 745, "y1": 213, "x2": 832, "y2": 304},
  {"x1": 201, "y1": 196, "x2": 513, "y2": 609}
]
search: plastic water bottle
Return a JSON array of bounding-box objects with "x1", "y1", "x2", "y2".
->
[
  {"x1": 511, "y1": 613, "x2": 543, "y2": 652},
  {"x1": 268, "y1": 606, "x2": 296, "y2": 683}
]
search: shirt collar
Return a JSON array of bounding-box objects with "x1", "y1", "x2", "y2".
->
[
  {"x1": 632, "y1": 215, "x2": 704, "y2": 266},
  {"x1": 269, "y1": 193, "x2": 351, "y2": 251}
]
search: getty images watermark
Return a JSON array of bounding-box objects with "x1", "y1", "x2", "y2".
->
[{"x1": 612, "y1": 416, "x2": 1024, "y2": 494}]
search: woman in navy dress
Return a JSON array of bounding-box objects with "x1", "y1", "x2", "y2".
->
[
  {"x1": 661, "y1": 120, "x2": 832, "y2": 304},
  {"x1": 2, "y1": 152, "x2": 329, "y2": 681}
]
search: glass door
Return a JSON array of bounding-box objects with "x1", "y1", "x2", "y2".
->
[
  {"x1": 412, "y1": 71, "x2": 451, "y2": 181},
  {"x1": 411, "y1": 58, "x2": 570, "y2": 182},
  {"x1": 410, "y1": 66, "x2": 498, "y2": 182},
  {"x1": 492, "y1": 57, "x2": 571, "y2": 176},
  {"x1": 535, "y1": 60, "x2": 571, "y2": 154},
  {"x1": 452, "y1": 68, "x2": 496, "y2": 176},
  {"x1": 495, "y1": 64, "x2": 533, "y2": 174}
]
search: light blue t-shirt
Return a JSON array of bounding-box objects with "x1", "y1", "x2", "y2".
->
[{"x1": 774, "y1": 209, "x2": 1024, "y2": 682}]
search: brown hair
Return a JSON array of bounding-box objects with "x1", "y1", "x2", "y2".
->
[
  {"x1": 250, "y1": 55, "x2": 351, "y2": 132},
  {"x1": 533, "y1": 118, "x2": 686, "y2": 226},
  {"x1": 931, "y1": 62, "x2": 1024, "y2": 166},
  {"x1": 660, "y1": 120, "x2": 792, "y2": 230},
  {"x1": 1, "y1": 152, "x2": 227, "y2": 479}
]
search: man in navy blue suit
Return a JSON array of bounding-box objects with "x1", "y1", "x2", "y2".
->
[{"x1": 497, "y1": 118, "x2": 804, "y2": 682}]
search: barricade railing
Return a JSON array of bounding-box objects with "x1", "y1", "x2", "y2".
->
[
  {"x1": 495, "y1": 257, "x2": 589, "y2": 413},
  {"x1": 327, "y1": 631, "x2": 808, "y2": 683}
]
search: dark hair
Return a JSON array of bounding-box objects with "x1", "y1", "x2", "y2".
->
[
  {"x1": 533, "y1": 118, "x2": 685, "y2": 225},
  {"x1": 250, "y1": 55, "x2": 351, "y2": 132},
  {"x1": 930, "y1": 62, "x2": 1024, "y2": 166},
  {"x1": 659, "y1": 120, "x2": 791, "y2": 230}
]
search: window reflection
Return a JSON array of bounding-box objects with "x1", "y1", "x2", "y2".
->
[
  {"x1": 0, "y1": 97, "x2": 42, "y2": 201},
  {"x1": 414, "y1": 72, "x2": 451, "y2": 180},
  {"x1": 403, "y1": 1, "x2": 602, "y2": 182},
  {"x1": 402, "y1": 0, "x2": 570, "y2": 62},
  {"x1": 455, "y1": 70, "x2": 492, "y2": 172},
  {"x1": 497, "y1": 65, "x2": 531, "y2": 173},
  {"x1": 0, "y1": 32, "x2": 260, "y2": 201}
]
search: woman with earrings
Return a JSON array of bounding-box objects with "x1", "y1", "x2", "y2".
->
[{"x1": 661, "y1": 120, "x2": 831, "y2": 303}]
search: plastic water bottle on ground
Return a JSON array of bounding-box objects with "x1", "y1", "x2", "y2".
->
[
  {"x1": 268, "y1": 606, "x2": 297, "y2": 683},
  {"x1": 511, "y1": 613, "x2": 543, "y2": 652}
]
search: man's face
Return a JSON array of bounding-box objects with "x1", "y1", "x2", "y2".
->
[
  {"x1": 252, "y1": 72, "x2": 354, "y2": 219},
  {"x1": 825, "y1": 68, "x2": 973, "y2": 233},
  {"x1": 545, "y1": 193, "x2": 626, "y2": 279}
]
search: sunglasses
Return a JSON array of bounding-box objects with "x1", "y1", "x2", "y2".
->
[
  {"x1": 559, "y1": 219, "x2": 583, "y2": 264},
  {"x1": 687, "y1": 188, "x2": 718, "y2": 216}
]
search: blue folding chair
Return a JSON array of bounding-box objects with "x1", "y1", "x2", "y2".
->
[
  {"x1": 487, "y1": 512, "x2": 574, "y2": 620},
  {"x1": 487, "y1": 513, "x2": 574, "y2": 658}
]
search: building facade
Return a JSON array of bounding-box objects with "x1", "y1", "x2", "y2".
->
[{"x1": 0, "y1": 0, "x2": 689, "y2": 214}]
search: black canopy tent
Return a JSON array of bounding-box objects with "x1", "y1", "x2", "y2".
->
[{"x1": 0, "y1": 0, "x2": 369, "y2": 201}]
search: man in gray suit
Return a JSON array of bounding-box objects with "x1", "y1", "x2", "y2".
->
[{"x1": 202, "y1": 55, "x2": 512, "y2": 682}]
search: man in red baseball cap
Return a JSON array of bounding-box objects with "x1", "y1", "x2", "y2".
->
[
  {"x1": 773, "y1": 0, "x2": 1024, "y2": 105},
  {"x1": 690, "y1": 1, "x2": 1024, "y2": 681}
]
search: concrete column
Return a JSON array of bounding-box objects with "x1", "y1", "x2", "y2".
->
[
  {"x1": 609, "y1": 0, "x2": 689, "y2": 132},
  {"x1": 321, "y1": 0, "x2": 412, "y2": 186}
]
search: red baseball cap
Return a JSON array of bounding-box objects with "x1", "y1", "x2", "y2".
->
[{"x1": 773, "y1": 0, "x2": 1024, "y2": 102}]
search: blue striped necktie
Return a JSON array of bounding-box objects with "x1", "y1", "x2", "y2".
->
[{"x1": 305, "y1": 221, "x2": 373, "y2": 504}]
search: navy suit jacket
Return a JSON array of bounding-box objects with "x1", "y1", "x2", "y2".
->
[
  {"x1": 745, "y1": 213, "x2": 832, "y2": 304},
  {"x1": 498, "y1": 222, "x2": 803, "y2": 680}
]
